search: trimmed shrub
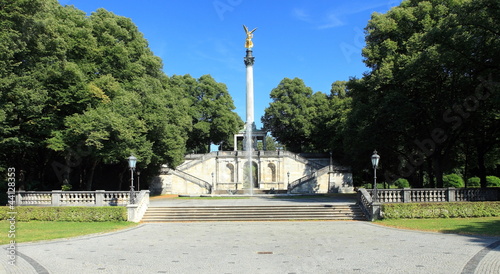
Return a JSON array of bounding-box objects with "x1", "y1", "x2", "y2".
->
[
  {"x1": 467, "y1": 177, "x2": 481, "y2": 188},
  {"x1": 394, "y1": 178, "x2": 410, "y2": 188},
  {"x1": 382, "y1": 202, "x2": 500, "y2": 219},
  {"x1": 362, "y1": 183, "x2": 385, "y2": 189},
  {"x1": 443, "y1": 174, "x2": 464, "y2": 188},
  {"x1": 0, "y1": 207, "x2": 127, "y2": 222},
  {"x1": 487, "y1": 176, "x2": 500, "y2": 187}
]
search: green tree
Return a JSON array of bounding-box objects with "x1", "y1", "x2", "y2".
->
[
  {"x1": 171, "y1": 74, "x2": 243, "y2": 154},
  {"x1": 346, "y1": 0, "x2": 500, "y2": 188},
  {"x1": 1, "y1": 0, "x2": 196, "y2": 190},
  {"x1": 262, "y1": 78, "x2": 317, "y2": 152}
]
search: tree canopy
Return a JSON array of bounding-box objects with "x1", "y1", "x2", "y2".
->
[
  {"x1": 0, "y1": 0, "x2": 242, "y2": 190},
  {"x1": 262, "y1": 0, "x2": 499, "y2": 188}
]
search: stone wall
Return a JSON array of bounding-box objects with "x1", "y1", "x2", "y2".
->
[{"x1": 151, "y1": 151, "x2": 353, "y2": 195}]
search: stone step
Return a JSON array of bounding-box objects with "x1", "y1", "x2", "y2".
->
[
  {"x1": 213, "y1": 189, "x2": 288, "y2": 195},
  {"x1": 141, "y1": 205, "x2": 366, "y2": 222}
]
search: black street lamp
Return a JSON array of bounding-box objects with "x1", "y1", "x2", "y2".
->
[
  {"x1": 371, "y1": 150, "x2": 380, "y2": 202},
  {"x1": 137, "y1": 170, "x2": 141, "y2": 191},
  {"x1": 329, "y1": 151, "x2": 333, "y2": 172},
  {"x1": 287, "y1": 171, "x2": 291, "y2": 193},
  {"x1": 128, "y1": 155, "x2": 137, "y2": 204}
]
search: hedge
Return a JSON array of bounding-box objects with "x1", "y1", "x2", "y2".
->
[
  {"x1": 382, "y1": 202, "x2": 500, "y2": 219},
  {"x1": 0, "y1": 207, "x2": 127, "y2": 222},
  {"x1": 443, "y1": 174, "x2": 465, "y2": 188}
]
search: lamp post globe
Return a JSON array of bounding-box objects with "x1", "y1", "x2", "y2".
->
[
  {"x1": 371, "y1": 150, "x2": 380, "y2": 202},
  {"x1": 128, "y1": 155, "x2": 137, "y2": 170},
  {"x1": 127, "y1": 155, "x2": 137, "y2": 204}
]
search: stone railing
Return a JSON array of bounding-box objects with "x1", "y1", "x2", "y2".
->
[
  {"x1": 171, "y1": 169, "x2": 212, "y2": 193},
  {"x1": 288, "y1": 165, "x2": 332, "y2": 193},
  {"x1": 357, "y1": 188, "x2": 379, "y2": 221},
  {"x1": 16, "y1": 190, "x2": 136, "y2": 206},
  {"x1": 358, "y1": 187, "x2": 499, "y2": 221},
  {"x1": 127, "y1": 190, "x2": 150, "y2": 222},
  {"x1": 366, "y1": 188, "x2": 500, "y2": 203}
]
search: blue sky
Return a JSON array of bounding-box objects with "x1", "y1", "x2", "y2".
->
[{"x1": 58, "y1": 0, "x2": 402, "y2": 128}]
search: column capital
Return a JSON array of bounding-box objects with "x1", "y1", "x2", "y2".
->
[{"x1": 244, "y1": 49, "x2": 255, "y2": 66}]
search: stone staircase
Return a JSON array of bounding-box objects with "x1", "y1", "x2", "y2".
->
[{"x1": 141, "y1": 204, "x2": 366, "y2": 222}]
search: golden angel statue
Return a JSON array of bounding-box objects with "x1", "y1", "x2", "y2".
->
[{"x1": 243, "y1": 25, "x2": 257, "y2": 49}]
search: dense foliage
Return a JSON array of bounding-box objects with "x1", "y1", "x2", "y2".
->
[
  {"x1": 0, "y1": 206, "x2": 127, "y2": 221},
  {"x1": 262, "y1": 0, "x2": 499, "y2": 187},
  {"x1": 382, "y1": 202, "x2": 500, "y2": 219},
  {"x1": 0, "y1": 0, "x2": 241, "y2": 190},
  {"x1": 443, "y1": 174, "x2": 465, "y2": 188}
]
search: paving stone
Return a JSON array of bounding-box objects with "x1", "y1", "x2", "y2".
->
[{"x1": 1, "y1": 197, "x2": 499, "y2": 273}]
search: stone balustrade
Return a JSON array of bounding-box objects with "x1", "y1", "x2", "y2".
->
[
  {"x1": 366, "y1": 188, "x2": 499, "y2": 203},
  {"x1": 357, "y1": 187, "x2": 499, "y2": 221},
  {"x1": 14, "y1": 190, "x2": 151, "y2": 222},
  {"x1": 16, "y1": 190, "x2": 137, "y2": 206}
]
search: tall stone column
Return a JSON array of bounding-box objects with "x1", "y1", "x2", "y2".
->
[{"x1": 244, "y1": 49, "x2": 255, "y2": 127}]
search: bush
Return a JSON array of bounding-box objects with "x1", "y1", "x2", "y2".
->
[
  {"x1": 362, "y1": 183, "x2": 385, "y2": 189},
  {"x1": 382, "y1": 202, "x2": 500, "y2": 219},
  {"x1": 443, "y1": 174, "x2": 464, "y2": 188},
  {"x1": 394, "y1": 178, "x2": 410, "y2": 188},
  {"x1": 467, "y1": 177, "x2": 481, "y2": 188},
  {"x1": 487, "y1": 176, "x2": 500, "y2": 187},
  {"x1": 0, "y1": 207, "x2": 127, "y2": 222}
]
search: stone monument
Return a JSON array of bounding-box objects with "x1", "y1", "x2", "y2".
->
[{"x1": 151, "y1": 26, "x2": 354, "y2": 195}]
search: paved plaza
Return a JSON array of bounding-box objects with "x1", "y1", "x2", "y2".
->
[{"x1": 1, "y1": 197, "x2": 499, "y2": 273}]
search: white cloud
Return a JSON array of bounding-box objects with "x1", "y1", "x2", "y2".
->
[
  {"x1": 317, "y1": 13, "x2": 345, "y2": 29},
  {"x1": 292, "y1": 8, "x2": 311, "y2": 23},
  {"x1": 292, "y1": 1, "x2": 394, "y2": 30}
]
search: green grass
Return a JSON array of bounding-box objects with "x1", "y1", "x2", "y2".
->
[
  {"x1": 0, "y1": 221, "x2": 138, "y2": 245},
  {"x1": 376, "y1": 217, "x2": 500, "y2": 236}
]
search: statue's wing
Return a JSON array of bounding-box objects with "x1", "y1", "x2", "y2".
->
[
  {"x1": 243, "y1": 25, "x2": 248, "y2": 33},
  {"x1": 250, "y1": 28, "x2": 257, "y2": 34}
]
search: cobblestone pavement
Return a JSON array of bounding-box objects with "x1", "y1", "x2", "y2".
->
[
  {"x1": 1, "y1": 196, "x2": 499, "y2": 273},
  {"x1": 1, "y1": 221, "x2": 499, "y2": 274}
]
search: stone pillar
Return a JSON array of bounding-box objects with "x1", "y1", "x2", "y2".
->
[
  {"x1": 447, "y1": 187, "x2": 456, "y2": 202},
  {"x1": 16, "y1": 191, "x2": 24, "y2": 206},
  {"x1": 95, "y1": 190, "x2": 105, "y2": 206},
  {"x1": 51, "y1": 190, "x2": 62, "y2": 206},
  {"x1": 371, "y1": 203, "x2": 382, "y2": 221},
  {"x1": 244, "y1": 49, "x2": 255, "y2": 126},
  {"x1": 403, "y1": 188, "x2": 411, "y2": 203}
]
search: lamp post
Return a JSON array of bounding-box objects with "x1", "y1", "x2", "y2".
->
[
  {"x1": 287, "y1": 171, "x2": 290, "y2": 193},
  {"x1": 211, "y1": 172, "x2": 214, "y2": 195},
  {"x1": 137, "y1": 170, "x2": 141, "y2": 191},
  {"x1": 128, "y1": 155, "x2": 137, "y2": 204},
  {"x1": 160, "y1": 164, "x2": 169, "y2": 174},
  {"x1": 371, "y1": 150, "x2": 380, "y2": 202},
  {"x1": 329, "y1": 151, "x2": 333, "y2": 172}
]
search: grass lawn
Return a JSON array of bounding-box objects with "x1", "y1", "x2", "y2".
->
[
  {"x1": 377, "y1": 217, "x2": 500, "y2": 237},
  {"x1": 0, "y1": 221, "x2": 138, "y2": 245}
]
